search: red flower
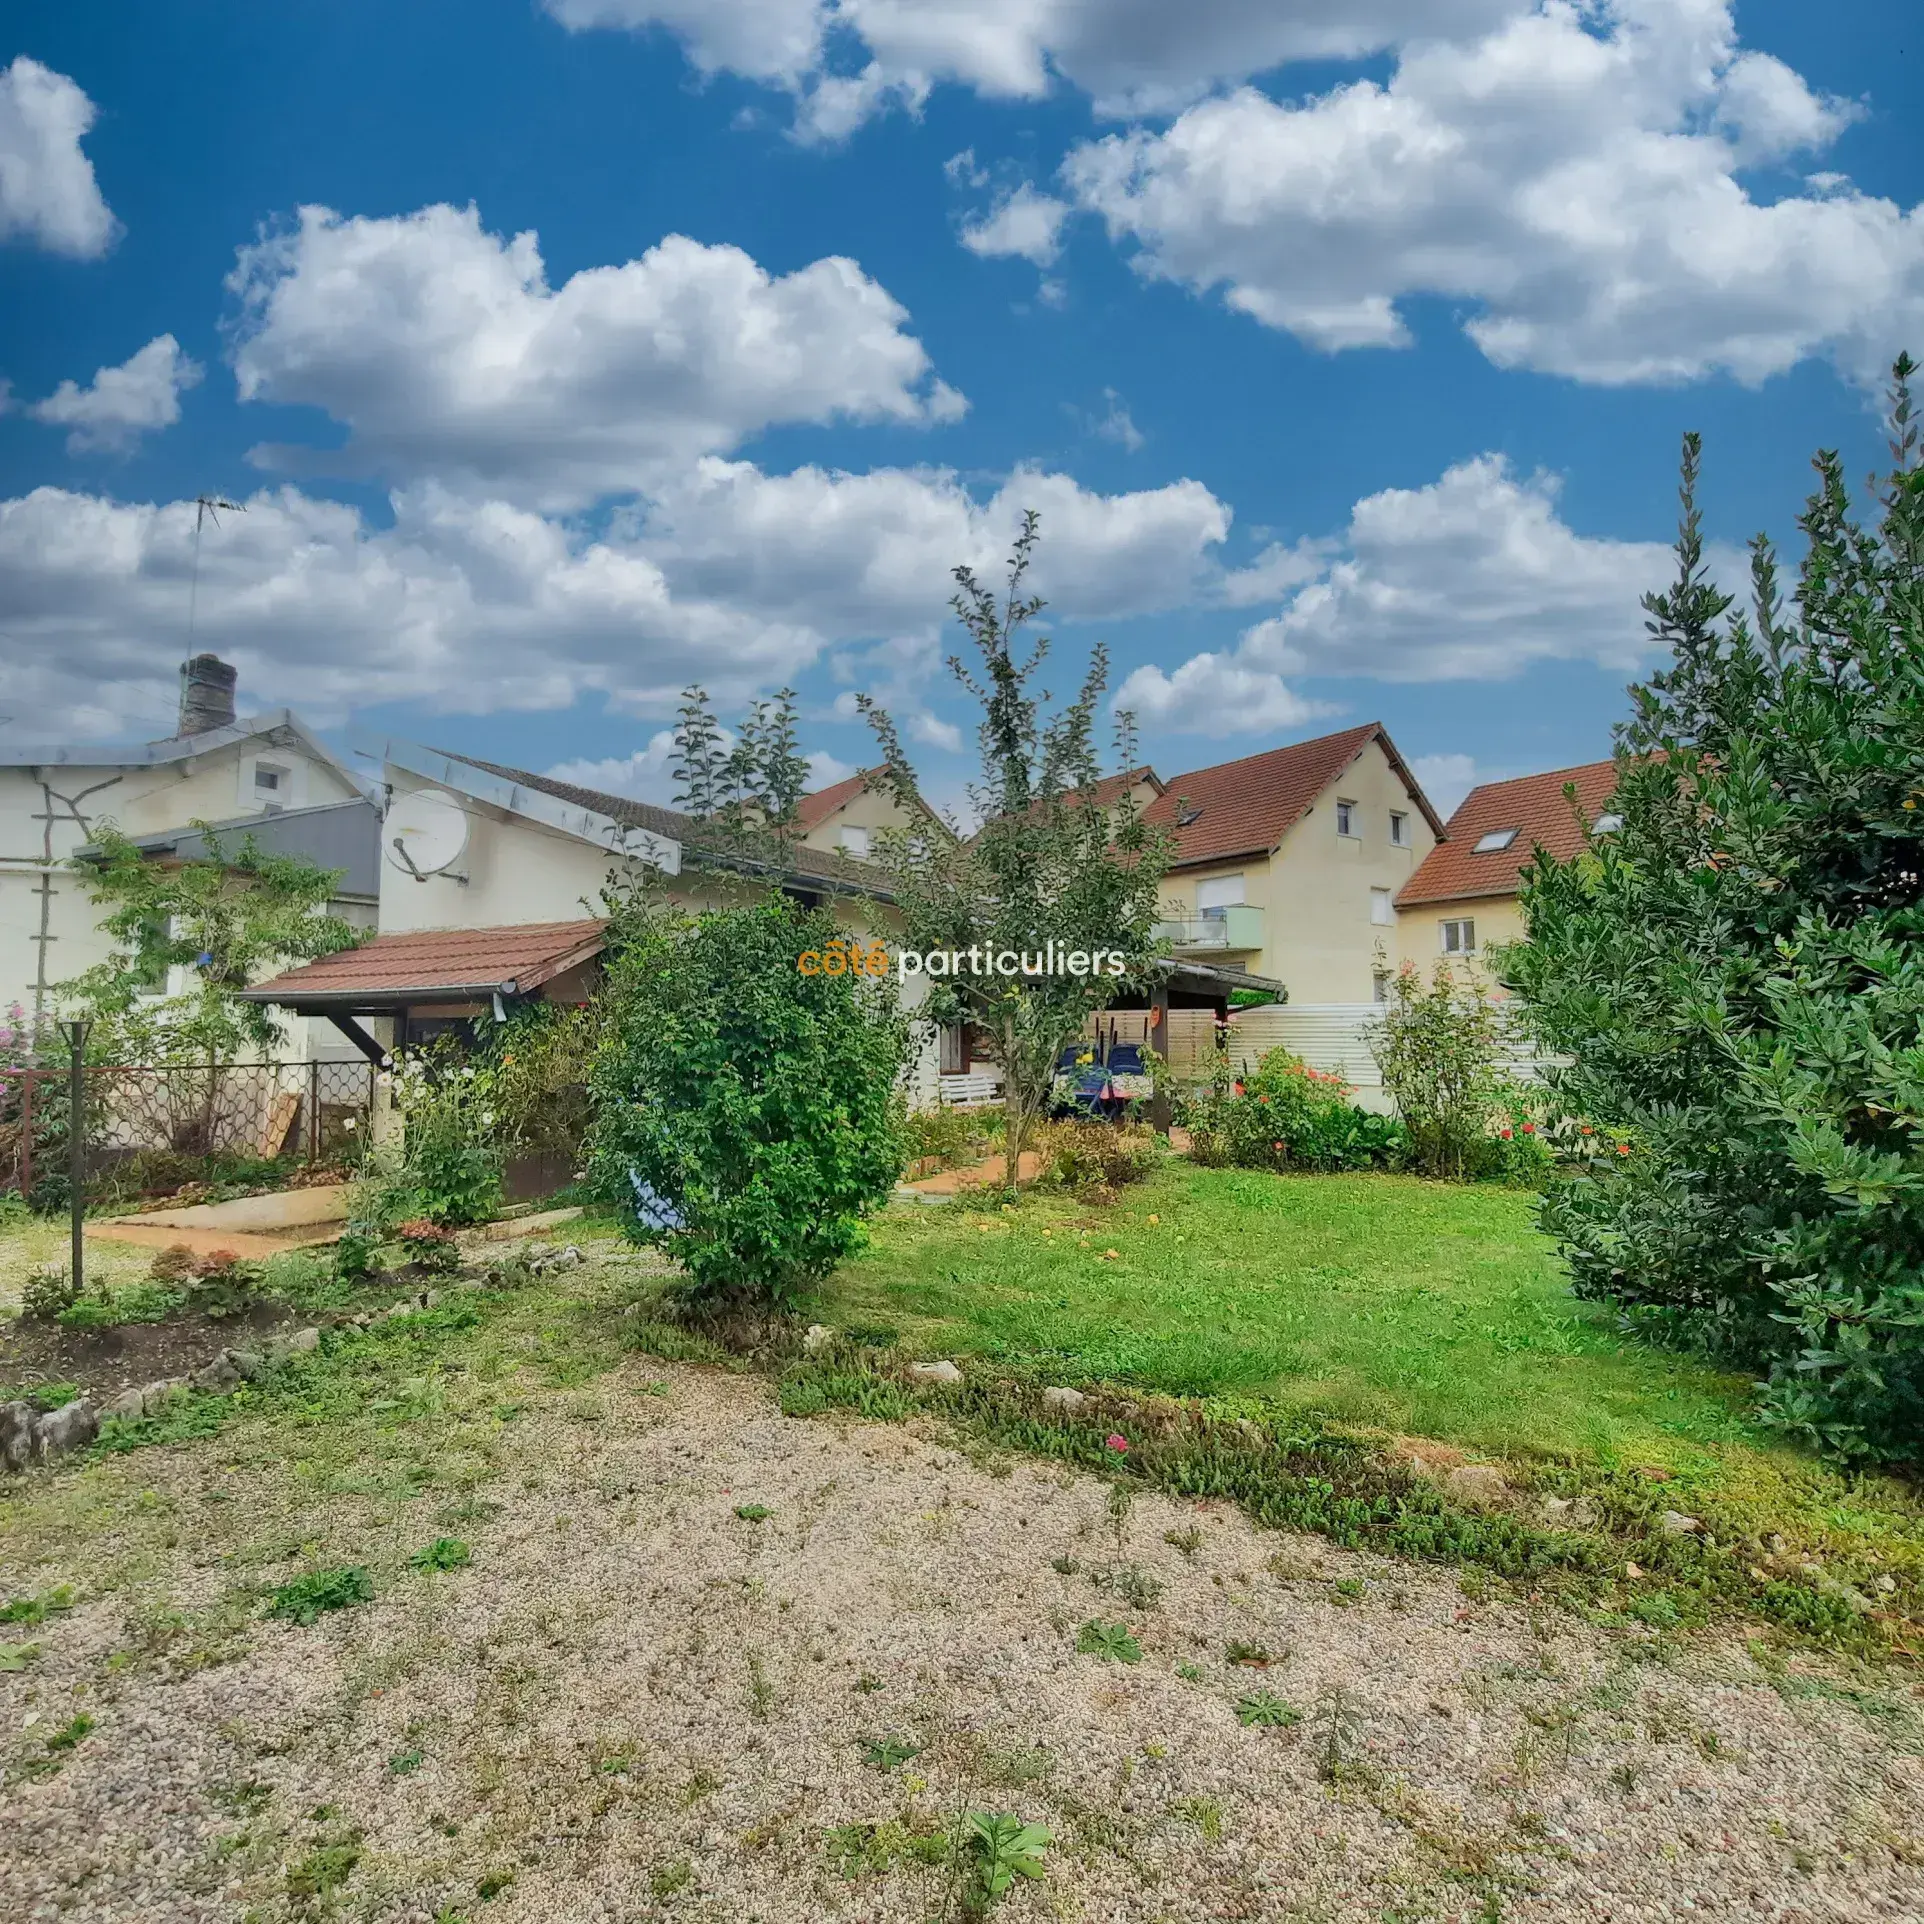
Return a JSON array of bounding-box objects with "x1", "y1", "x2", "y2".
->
[
  {"x1": 1579, "y1": 1125, "x2": 1593, "y2": 1136},
  {"x1": 1105, "y1": 1433, "x2": 1129, "y2": 1454},
  {"x1": 1272, "y1": 1141, "x2": 1284, "y2": 1152},
  {"x1": 1616, "y1": 1144, "x2": 1631, "y2": 1156},
  {"x1": 1521, "y1": 1122, "x2": 1536, "y2": 1134},
  {"x1": 1500, "y1": 1128, "x2": 1514, "y2": 1140}
]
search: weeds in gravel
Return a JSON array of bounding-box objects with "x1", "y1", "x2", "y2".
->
[
  {"x1": 1236, "y1": 1690, "x2": 1302, "y2": 1729},
  {"x1": 1313, "y1": 1687, "x2": 1368, "y2": 1786},
  {"x1": 1075, "y1": 1618, "x2": 1142, "y2": 1663},
  {"x1": 734, "y1": 1502, "x2": 772, "y2": 1521},
  {"x1": 0, "y1": 1583, "x2": 74, "y2": 1624},
  {"x1": 649, "y1": 1858, "x2": 693, "y2": 1897},
  {"x1": 777, "y1": 1353, "x2": 1920, "y2": 1656},
  {"x1": 284, "y1": 1833, "x2": 361, "y2": 1904},
  {"x1": 1164, "y1": 1524, "x2": 1204, "y2": 1557},
  {"x1": 861, "y1": 1735, "x2": 923, "y2": 1770},
  {"x1": 1170, "y1": 1794, "x2": 1224, "y2": 1840},
  {"x1": 410, "y1": 1537, "x2": 472, "y2": 1573},
  {"x1": 825, "y1": 1815, "x2": 951, "y2": 1880},
  {"x1": 746, "y1": 1650, "x2": 776, "y2": 1720},
  {"x1": 1224, "y1": 1639, "x2": 1273, "y2": 1667},
  {"x1": 961, "y1": 1812, "x2": 1051, "y2": 1912},
  {"x1": 1094, "y1": 1562, "x2": 1164, "y2": 1611},
  {"x1": 44, "y1": 1711, "x2": 95, "y2": 1752},
  {"x1": 266, "y1": 1565, "x2": 374, "y2": 1626},
  {"x1": 0, "y1": 1640, "x2": 38, "y2": 1670}
]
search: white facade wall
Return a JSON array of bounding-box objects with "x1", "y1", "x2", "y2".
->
[{"x1": 0, "y1": 733, "x2": 359, "y2": 1040}]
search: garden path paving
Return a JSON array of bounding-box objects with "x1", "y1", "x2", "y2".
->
[{"x1": 3, "y1": 1360, "x2": 1920, "y2": 1923}]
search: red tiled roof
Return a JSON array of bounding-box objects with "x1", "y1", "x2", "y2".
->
[
  {"x1": 1144, "y1": 724, "x2": 1439, "y2": 869},
  {"x1": 1396, "y1": 758, "x2": 1621, "y2": 907},
  {"x1": 1073, "y1": 766, "x2": 1162, "y2": 809},
  {"x1": 795, "y1": 772, "x2": 868, "y2": 829},
  {"x1": 239, "y1": 920, "x2": 607, "y2": 1008}
]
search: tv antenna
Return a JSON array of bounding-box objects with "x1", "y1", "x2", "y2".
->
[{"x1": 187, "y1": 495, "x2": 243, "y2": 642}]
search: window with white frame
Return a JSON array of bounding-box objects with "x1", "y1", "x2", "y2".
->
[
  {"x1": 251, "y1": 759, "x2": 291, "y2": 813},
  {"x1": 1369, "y1": 886, "x2": 1393, "y2": 926},
  {"x1": 1389, "y1": 810, "x2": 1408, "y2": 846},
  {"x1": 1335, "y1": 799, "x2": 1357, "y2": 837},
  {"x1": 1440, "y1": 917, "x2": 1477, "y2": 955},
  {"x1": 1195, "y1": 872, "x2": 1245, "y2": 918},
  {"x1": 838, "y1": 823, "x2": 871, "y2": 859}
]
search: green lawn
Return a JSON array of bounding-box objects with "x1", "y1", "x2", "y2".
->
[{"x1": 818, "y1": 1164, "x2": 1796, "y2": 1480}]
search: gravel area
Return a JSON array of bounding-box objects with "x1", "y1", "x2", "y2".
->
[{"x1": 3, "y1": 1359, "x2": 1921, "y2": 1923}]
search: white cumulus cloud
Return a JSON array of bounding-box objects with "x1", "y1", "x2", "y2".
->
[
  {"x1": 0, "y1": 461, "x2": 1234, "y2": 740},
  {"x1": 1062, "y1": 0, "x2": 1919, "y2": 386},
  {"x1": 226, "y1": 202, "x2": 965, "y2": 508},
  {"x1": 1408, "y1": 752, "x2": 1483, "y2": 818},
  {"x1": 1116, "y1": 452, "x2": 1685, "y2": 738},
  {"x1": 0, "y1": 56, "x2": 118, "y2": 257},
  {"x1": 28, "y1": 335, "x2": 202, "y2": 452},
  {"x1": 544, "y1": 0, "x2": 1514, "y2": 127},
  {"x1": 960, "y1": 184, "x2": 1072, "y2": 266}
]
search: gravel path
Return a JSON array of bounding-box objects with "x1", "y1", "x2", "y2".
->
[{"x1": 3, "y1": 1359, "x2": 1921, "y2": 1923}]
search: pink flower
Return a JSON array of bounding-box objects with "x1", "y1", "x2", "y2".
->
[{"x1": 1105, "y1": 1433, "x2": 1130, "y2": 1454}]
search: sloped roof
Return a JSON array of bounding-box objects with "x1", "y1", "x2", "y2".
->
[
  {"x1": 100, "y1": 799, "x2": 381, "y2": 901},
  {"x1": 1396, "y1": 758, "x2": 1621, "y2": 907},
  {"x1": 1072, "y1": 766, "x2": 1163, "y2": 809},
  {"x1": 0, "y1": 708, "x2": 364, "y2": 796},
  {"x1": 436, "y1": 750, "x2": 894, "y2": 900},
  {"x1": 796, "y1": 772, "x2": 868, "y2": 829},
  {"x1": 238, "y1": 920, "x2": 607, "y2": 1009},
  {"x1": 1145, "y1": 724, "x2": 1441, "y2": 869}
]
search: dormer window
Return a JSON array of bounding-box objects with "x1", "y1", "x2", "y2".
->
[
  {"x1": 1175, "y1": 804, "x2": 1203, "y2": 828},
  {"x1": 1473, "y1": 828, "x2": 1518, "y2": 854}
]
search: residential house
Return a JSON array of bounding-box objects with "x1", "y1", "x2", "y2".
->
[
  {"x1": 1145, "y1": 723, "x2": 1446, "y2": 1005},
  {"x1": 243, "y1": 739, "x2": 944, "y2": 1100},
  {"x1": 1394, "y1": 758, "x2": 1621, "y2": 977},
  {"x1": 792, "y1": 767, "x2": 941, "y2": 863},
  {"x1": 0, "y1": 654, "x2": 366, "y2": 1038}
]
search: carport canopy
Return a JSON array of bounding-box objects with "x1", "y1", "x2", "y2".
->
[{"x1": 236, "y1": 919, "x2": 608, "y2": 1062}]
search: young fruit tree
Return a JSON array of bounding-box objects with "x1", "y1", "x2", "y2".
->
[
  {"x1": 858, "y1": 512, "x2": 1171, "y2": 1187},
  {"x1": 1504, "y1": 356, "x2": 1924, "y2": 1462}
]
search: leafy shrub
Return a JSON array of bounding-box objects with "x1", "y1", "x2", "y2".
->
[
  {"x1": 587, "y1": 898, "x2": 907, "y2": 1315},
  {"x1": 182, "y1": 1250, "x2": 264, "y2": 1320},
  {"x1": 393, "y1": 1219, "x2": 461, "y2": 1274},
  {"x1": 1034, "y1": 1119, "x2": 1161, "y2": 1191},
  {"x1": 20, "y1": 1263, "x2": 80, "y2": 1322},
  {"x1": 1504, "y1": 362, "x2": 1924, "y2": 1461},
  {"x1": 903, "y1": 1104, "x2": 987, "y2": 1171},
  {"x1": 385, "y1": 1050, "x2": 502, "y2": 1226},
  {"x1": 332, "y1": 1227, "x2": 380, "y2": 1282},
  {"x1": 962, "y1": 1812, "x2": 1051, "y2": 1911},
  {"x1": 1186, "y1": 1049, "x2": 1406, "y2": 1174},
  {"x1": 1368, "y1": 963, "x2": 1508, "y2": 1180}
]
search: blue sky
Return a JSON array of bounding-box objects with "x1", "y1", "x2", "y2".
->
[{"x1": 1, "y1": 0, "x2": 1918, "y2": 818}]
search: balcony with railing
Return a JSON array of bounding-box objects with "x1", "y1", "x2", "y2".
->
[{"x1": 1153, "y1": 903, "x2": 1264, "y2": 954}]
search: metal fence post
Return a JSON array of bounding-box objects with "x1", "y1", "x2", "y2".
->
[
  {"x1": 60, "y1": 1020, "x2": 92, "y2": 1292},
  {"x1": 308, "y1": 1059, "x2": 321, "y2": 1163}
]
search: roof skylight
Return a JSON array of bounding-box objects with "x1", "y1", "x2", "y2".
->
[{"x1": 1473, "y1": 828, "x2": 1519, "y2": 853}]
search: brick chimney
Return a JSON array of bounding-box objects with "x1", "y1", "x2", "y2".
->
[{"x1": 177, "y1": 653, "x2": 238, "y2": 737}]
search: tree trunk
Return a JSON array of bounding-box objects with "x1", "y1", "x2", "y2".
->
[{"x1": 1001, "y1": 1013, "x2": 1026, "y2": 1189}]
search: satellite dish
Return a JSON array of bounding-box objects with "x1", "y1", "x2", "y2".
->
[{"x1": 384, "y1": 787, "x2": 470, "y2": 879}]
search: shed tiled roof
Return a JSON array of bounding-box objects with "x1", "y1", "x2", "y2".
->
[
  {"x1": 1144, "y1": 724, "x2": 1440, "y2": 869},
  {"x1": 1396, "y1": 758, "x2": 1622, "y2": 907},
  {"x1": 441, "y1": 751, "x2": 892, "y2": 898},
  {"x1": 239, "y1": 920, "x2": 606, "y2": 1008}
]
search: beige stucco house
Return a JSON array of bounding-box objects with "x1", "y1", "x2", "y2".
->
[
  {"x1": 1145, "y1": 723, "x2": 1446, "y2": 1005},
  {"x1": 0, "y1": 654, "x2": 366, "y2": 1038},
  {"x1": 1395, "y1": 757, "x2": 1622, "y2": 982},
  {"x1": 792, "y1": 767, "x2": 941, "y2": 863}
]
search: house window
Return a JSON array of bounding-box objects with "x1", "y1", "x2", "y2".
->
[
  {"x1": 1196, "y1": 873, "x2": 1245, "y2": 917},
  {"x1": 939, "y1": 1024, "x2": 969, "y2": 1074},
  {"x1": 1593, "y1": 812, "x2": 1623, "y2": 834},
  {"x1": 1335, "y1": 800, "x2": 1357, "y2": 837},
  {"x1": 1473, "y1": 828, "x2": 1518, "y2": 854},
  {"x1": 1369, "y1": 887, "x2": 1393, "y2": 927},
  {"x1": 838, "y1": 824, "x2": 871, "y2": 860},
  {"x1": 1440, "y1": 917, "x2": 1477, "y2": 955},
  {"x1": 1389, "y1": 811, "x2": 1408, "y2": 847},
  {"x1": 252, "y1": 759, "x2": 290, "y2": 815}
]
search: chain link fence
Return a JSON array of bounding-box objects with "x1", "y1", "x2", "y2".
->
[{"x1": 0, "y1": 1060, "x2": 375, "y2": 1210}]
